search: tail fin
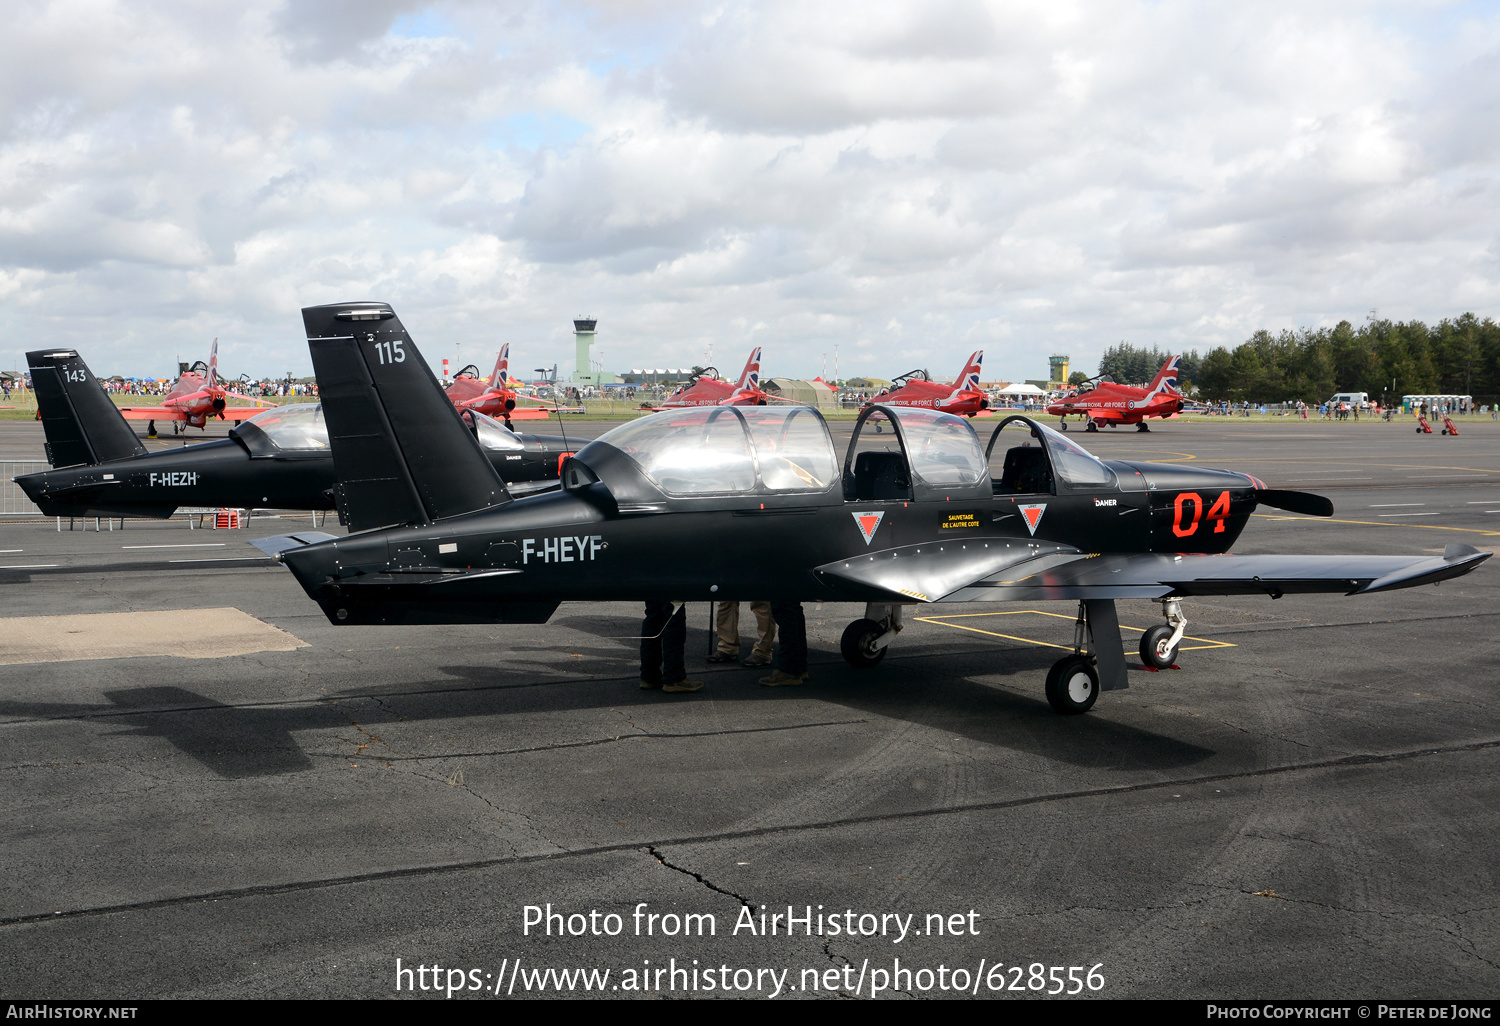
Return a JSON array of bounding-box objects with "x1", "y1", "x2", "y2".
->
[
  {"x1": 489, "y1": 343, "x2": 509, "y2": 388},
  {"x1": 731, "y1": 346, "x2": 762, "y2": 394},
  {"x1": 206, "y1": 338, "x2": 219, "y2": 389},
  {"x1": 27, "y1": 349, "x2": 148, "y2": 468},
  {"x1": 1146, "y1": 355, "x2": 1182, "y2": 396},
  {"x1": 303, "y1": 302, "x2": 510, "y2": 532},
  {"x1": 952, "y1": 351, "x2": 983, "y2": 391}
]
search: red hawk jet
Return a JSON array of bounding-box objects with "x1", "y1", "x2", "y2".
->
[
  {"x1": 866, "y1": 352, "x2": 989, "y2": 416},
  {"x1": 647, "y1": 348, "x2": 775, "y2": 408},
  {"x1": 117, "y1": 339, "x2": 273, "y2": 434},
  {"x1": 1048, "y1": 355, "x2": 1185, "y2": 432},
  {"x1": 444, "y1": 345, "x2": 556, "y2": 426}
]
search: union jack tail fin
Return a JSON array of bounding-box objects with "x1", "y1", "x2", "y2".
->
[
  {"x1": 731, "y1": 346, "x2": 762, "y2": 395},
  {"x1": 1147, "y1": 355, "x2": 1182, "y2": 396},
  {"x1": 207, "y1": 338, "x2": 219, "y2": 388},
  {"x1": 952, "y1": 351, "x2": 983, "y2": 391},
  {"x1": 489, "y1": 343, "x2": 510, "y2": 388}
]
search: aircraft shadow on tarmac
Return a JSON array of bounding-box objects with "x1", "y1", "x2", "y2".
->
[{"x1": 0, "y1": 645, "x2": 1215, "y2": 779}]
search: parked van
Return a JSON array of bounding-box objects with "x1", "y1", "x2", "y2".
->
[{"x1": 1327, "y1": 392, "x2": 1369, "y2": 407}]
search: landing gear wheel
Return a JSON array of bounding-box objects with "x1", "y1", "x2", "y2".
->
[
  {"x1": 840, "y1": 618, "x2": 888, "y2": 668},
  {"x1": 1137, "y1": 422, "x2": 1151, "y2": 432},
  {"x1": 1085, "y1": 421, "x2": 1099, "y2": 433},
  {"x1": 1059, "y1": 420, "x2": 1067, "y2": 431},
  {"x1": 1139, "y1": 624, "x2": 1179, "y2": 669},
  {"x1": 1045, "y1": 655, "x2": 1098, "y2": 714},
  {"x1": 1109, "y1": 421, "x2": 1118, "y2": 428}
]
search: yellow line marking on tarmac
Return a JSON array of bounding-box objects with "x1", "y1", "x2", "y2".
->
[
  {"x1": 1251, "y1": 513, "x2": 1500, "y2": 536},
  {"x1": 914, "y1": 610, "x2": 1236, "y2": 651}
]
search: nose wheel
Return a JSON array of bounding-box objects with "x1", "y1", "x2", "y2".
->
[
  {"x1": 839, "y1": 603, "x2": 906, "y2": 668},
  {"x1": 1139, "y1": 598, "x2": 1186, "y2": 669}
]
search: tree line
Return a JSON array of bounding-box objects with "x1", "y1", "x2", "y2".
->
[{"x1": 1097, "y1": 313, "x2": 1499, "y2": 403}]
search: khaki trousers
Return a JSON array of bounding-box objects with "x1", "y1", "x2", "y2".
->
[{"x1": 716, "y1": 601, "x2": 776, "y2": 660}]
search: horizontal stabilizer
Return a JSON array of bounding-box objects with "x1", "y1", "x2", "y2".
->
[
  {"x1": 1256, "y1": 489, "x2": 1334, "y2": 517},
  {"x1": 250, "y1": 532, "x2": 339, "y2": 557}
]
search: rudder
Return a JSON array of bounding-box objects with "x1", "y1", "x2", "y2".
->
[{"x1": 27, "y1": 349, "x2": 148, "y2": 468}]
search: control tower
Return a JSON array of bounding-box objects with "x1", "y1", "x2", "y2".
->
[
  {"x1": 573, "y1": 319, "x2": 596, "y2": 385},
  {"x1": 1048, "y1": 354, "x2": 1070, "y2": 388}
]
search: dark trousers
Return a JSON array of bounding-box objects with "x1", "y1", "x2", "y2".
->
[
  {"x1": 770, "y1": 601, "x2": 807, "y2": 675},
  {"x1": 641, "y1": 601, "x2": 687, "y2": 684}
]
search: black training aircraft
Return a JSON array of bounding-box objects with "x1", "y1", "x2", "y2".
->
[
  {"x1": 17, "y1": 348, "x2": 577, "y2": 522},
  {"x1": 261, "y1": 302, "x2": 1490, "y2": 715}
]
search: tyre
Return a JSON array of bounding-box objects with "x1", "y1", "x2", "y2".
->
[
  {"x1": 1045, "y1": 655, "x2": 1098, "y2": 714},
  {"x1": 1059, "y1": 420, "x2": 1068, "y2": 431},
  {"x1": 1139, "y1": 624, "x2": 1179, "y2": 669},
  {"x1": 840, "y1": 619, "x2": 887, "y2": 668},
  {"x1": 1085, "y1": 421, "x2": 1099, "y2": 433}
]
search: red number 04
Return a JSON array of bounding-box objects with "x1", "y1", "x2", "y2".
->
[{"x1": 1174, "y1": 490, "x2": 1232, "y2": 538}]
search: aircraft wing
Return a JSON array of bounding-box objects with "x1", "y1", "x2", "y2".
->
[
  {"x1": 117, "y1": 406, "x2": 178, "y2": 420},
  {"x1": 815, "y1": 541, "x2": 1491, "y2": 603}
]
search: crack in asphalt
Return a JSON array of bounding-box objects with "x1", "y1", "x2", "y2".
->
[
  {"x1": 645, "y1": 846, "x2": 752, "y2": 908},
  {"x1": 2, "y1": 734, "x2": 1496, "y2": 929},
  {"x1": 324, "y1": 719, "x2": 867, "y2": 762}
]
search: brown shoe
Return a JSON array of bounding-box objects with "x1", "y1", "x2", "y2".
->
[
  {"x1": 759, "y1": 670, "x2": 806, "y2": 687},
  {"x1": 662, "y1": 679, "x2": 704, "y2": 693},
  {"x1": 742, "y1": 655, "x2": 772, "y2": 668},
  {"x1": 706, "y1": 652, "x2": 736, "y2": 663},
  {"x1": 640, "y1": 679, "x2": 663, "y2": 690}
]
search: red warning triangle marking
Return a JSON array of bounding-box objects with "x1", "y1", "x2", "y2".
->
[
  {"x1": 851, "y1": 510, "x2": 885, "y2": 545},
  {"x1": 1018, "y1": 503, "x2": 1046, "y2": 535}
]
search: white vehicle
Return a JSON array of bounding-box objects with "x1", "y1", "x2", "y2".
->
[{"x1": 1327, "y1": 392, "x2": 1368, "y2": 407}]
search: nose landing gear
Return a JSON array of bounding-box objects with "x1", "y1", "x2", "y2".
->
[
  {"x1": 1139, "y1": 598, "x2": 1186, "y2": 670},
  {"x1": 839, "y1": 603, "x2": 906, "y2": 668}
]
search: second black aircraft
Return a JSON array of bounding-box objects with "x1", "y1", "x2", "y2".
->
[{"x1": 18, "y1": 348, "x2": 578, "y2": 523}]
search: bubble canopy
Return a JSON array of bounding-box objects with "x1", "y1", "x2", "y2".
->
[
  {"x1": 578, "y1": 405, "x2": 839, "y2": 498},
  {"x1": 236, "y1": 403, "x2": 524, "y2": 454}
]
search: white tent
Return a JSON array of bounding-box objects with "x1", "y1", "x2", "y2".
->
[{"x1": 994, "y1": 382, "x2": 1046, "y2": 396}]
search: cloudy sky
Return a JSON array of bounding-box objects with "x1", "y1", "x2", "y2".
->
[{"x1": 1, "y1": 0, "x2": 1497, "y2": 383}]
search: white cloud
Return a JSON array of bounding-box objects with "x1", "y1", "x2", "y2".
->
[{"x1": 0, "y1": 0, "x2": 1495, "y2": 382}]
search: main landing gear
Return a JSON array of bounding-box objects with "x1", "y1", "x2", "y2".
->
[
  {"x1": 1136, "y1": 422, "x2": 1151, "y2": 432},
  {"x1": 1085, "y1": 418, "x2": 1099, "y2": 433},
  {"x1": 1138, "y1": 598, "x2": 1186, "y2": 670},
  {"x1": 840, "y1": 603, "x2": 905, "y2": 668},
  {"x1": 1044, "y1": 599, "x2": 1131, "y2": 714}
]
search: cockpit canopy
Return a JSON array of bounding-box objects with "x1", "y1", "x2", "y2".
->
[
  {"x1": 235, "y1": 402, "x2": 524, "y2": 455},
  {"x1": 570, "y1": 405, "x2": 839, "y2": 500},
  {"x1": 987, "y1": 416, "x2": 1120, "y2": 494},
  {"x1": 843, "y1": 406, "x2": 990, "y2": 502},
  {"x1": 240, "y1": 402, "x2": 329, "y2": 450}
]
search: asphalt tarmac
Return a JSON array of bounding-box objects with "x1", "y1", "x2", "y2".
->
[{"x1": 0, "y1": 417, "x2": 1496, "y2": 1000}]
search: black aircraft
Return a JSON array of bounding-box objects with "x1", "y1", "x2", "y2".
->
[
  {"x1": 17, "y1": 348, "x2": 577, "y2": 521},
  {"x1": 263, "y1": 302, "x2": 1491, "y2": 715}
]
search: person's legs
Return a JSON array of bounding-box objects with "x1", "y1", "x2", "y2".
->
[
  {"x1": 749, "y1": 601, "x2": 777, "y2": 663},
  {"x1": 762, "y1": 601, "x2": 806, "y2": 685},
  {"x1": 662, "y1": 603, "x2": 688, "y2": 684},
  {"x1": 712, "y1": 600, "x2": 741, "y2": 660},
  {"x1": 640, "y1": 601, "x2": 672, "y2": 686}
]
